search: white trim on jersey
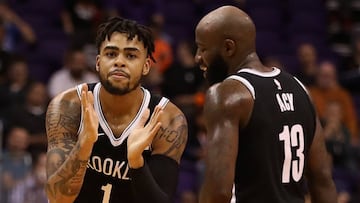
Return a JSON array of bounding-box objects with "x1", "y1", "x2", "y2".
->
[
  {"x1": 158, "y1": 97, "x2": 169, "y2": 109},
  {"x1": 238, "y1": 67, "x2": 281, "y2": 77},
  {"x1": 75, "y1": 83, "x2": 170, "y2": 147},
  {"x1": 227, "y1": 75, "x2": 256, "y2": 99},
  {"x1": 93, "y1": 83, "x2": 151, "y2": 146},
  {"x1": 76, "y1": 84, "x2": 84, "y2": 135},
  {"x1": 293, "y1": 76, "x2": 310, "y2": 95},
  {"x1": 231, "y1": 184, "x2": 236, "y2": 203}
]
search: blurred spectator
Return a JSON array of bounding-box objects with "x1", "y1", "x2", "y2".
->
[
  {"x1": 47, "y1": 47, "x2": 98, "y2": 98},
  {"x1": 104, "y1": 0, "x2": 160, "y2": 25},
  {"x1": 0, "y1": 55, "x2": 33, "y2": 121},
  {"x1": 162, "y1": 41, "x2": 205, "y2": 203},
  {"x1": 141, "y1": 13, "x2": 174, "y2": 93},
  {"x1": 323, "y1": 102, "x2": 354, "y2": 170},
  {"x1": 0, "y1": 2, "x2": 36, "y2": 52},
  {"x1": 0, "y1": 127, "x2": 32, "y2": 203},
  {"x1": 61, "y1": 0, "x2": 103, "y2": 48},
  {"x1": 309, "y1": 60, "x2": 359, "y2": 144},
  {"x1": 8, "y1": 150, "x2": 47, "y2": 203},
  {"x1": 295, "y1": 43, "x2": 319, "y2": 86},
  {"x1": 322, "y1": 101, "x2": 359, "y2": 202},
  {"x1": 161, "y1": 41, "x2": 205, "y2": 164},
  {"x1": 150, "y1": 13, "x2": 174, "y2": 73},
  {"x1": 162, "y1": 40, "x2": 205, "y2": 118},
  {"x1": 324, "y1": 0, "x2": 360, "y2": 68},
  {"x1": 0, "y1": 19, "x2": 12, "y2": 84},
  {"x1": 7, "y1": 82, "x2": 48, "y2": 155},
  {"x1": 339, "y1": 36, "x2": 360, "y2": 92},
  {"x1": 149, "y1": 12, "x2": 173, "y2": 45},
  {"x1": 344, "y1": 36, "x2": 360, "y2": 71}
]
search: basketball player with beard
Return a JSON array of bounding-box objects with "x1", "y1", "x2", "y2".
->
[
  {"x1": 195, "y1": 6, "x2": 337, "y2": 203},
  {"x1": 45, "y1": 17, "x2": 188, "y2": 203}
]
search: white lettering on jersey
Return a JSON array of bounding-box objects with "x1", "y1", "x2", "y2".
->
[
  {"x1": 87, "y1": 156, "x2": 130, "y2": 180},
  {"x1": 276, "y1": 93, "x2": 294, "y2": 112}
]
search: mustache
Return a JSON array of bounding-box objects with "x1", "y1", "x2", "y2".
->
[{"x1": 108, "y1": 69, "x2": 130, "y2": 78}]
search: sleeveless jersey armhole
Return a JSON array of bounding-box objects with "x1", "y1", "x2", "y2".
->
[{"x1": 227, "y1": 75, "x2": 256, "y2": 99}]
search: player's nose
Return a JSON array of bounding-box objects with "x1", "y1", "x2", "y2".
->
[
  {"x1": 114, "y1": 55, "x2": 126, "y2": 68},
  {"x1": 194, "y1": 51, "x2": 202, "y2": 64}
]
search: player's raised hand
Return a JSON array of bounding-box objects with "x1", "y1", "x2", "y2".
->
[
  {"x1": 79, "y1": 84, "x2": 98, "y2": 146},
  {"x1": 127, "y1": 105, "x2": 163, "y2": 168}
]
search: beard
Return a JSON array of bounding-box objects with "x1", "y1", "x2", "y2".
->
[
  {"x1": 206, "y1": 54, "x2": 230, "y2": 86},
  {"x1": 100, "y1": 74, "x2": 141, "y2": 95}
]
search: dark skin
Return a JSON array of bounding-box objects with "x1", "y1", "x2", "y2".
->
[
  {"x1": 46, "y1": 32, "x2": 188, "y2": 203},
  {"x1": 195, "y1": 6, "x2": 337, "y2": 203}
]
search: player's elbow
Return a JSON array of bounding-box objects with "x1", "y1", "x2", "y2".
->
[
  {"x1": 306, "y1": 166, "x2": 337, "y2": 197},
  {"x1": 307, "y1": 166, "x2": 333, "y2": 187},
  {"x1": 200, "y1": 187, "x2": 232, "y2": 203}
]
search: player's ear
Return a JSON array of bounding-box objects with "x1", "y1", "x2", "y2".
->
[
  {"x1": 223, "y1": 39, "x2": 236, "y2": 57},
  {"x1": 142, "y1": 57, "x2": 151, "y2": 75},
  {"x1": 95, "y1": 55, "x2": 100, "y2": 72}
]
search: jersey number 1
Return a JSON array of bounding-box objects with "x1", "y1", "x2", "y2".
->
[
  {"x1": 101, "y1": 183, "x2": 112, "y2": 203},
  {"x1": 279, "y1": 124, "x2": 304, "y2": 183}
]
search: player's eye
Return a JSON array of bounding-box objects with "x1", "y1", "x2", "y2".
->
[
  {"x1": 105, "y1": 51, "x2": 117, "y2": 57},
  {"x1": 127, "y1": 53, "x2": 137, "y2": 59}
]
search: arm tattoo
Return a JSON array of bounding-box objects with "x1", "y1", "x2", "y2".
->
[
  {"x1": 46, "y1": 98, "x2": 90, "y2": 198},
  {"x1": 56, "y1": 144, "x2": 89, "y2": 195},
  {"x1": 46, "y1": 100, "x2": 79, "y2": 139},
  {"x1": 155, "y1": 114, "x2": 187, "y2": 157}
]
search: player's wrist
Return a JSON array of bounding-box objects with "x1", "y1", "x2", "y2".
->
[
  {"x1": 79, "y1": 130, "x2": 97, "y2": 145},
  {"x1": 77, "y1": 134, "x2": 96, "y2": 158},
  {"x1": 128, "y1": 156, "x2": 144, "y2": 169}
]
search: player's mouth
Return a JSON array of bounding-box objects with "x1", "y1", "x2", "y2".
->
[
  {"x1": 109, "y1": 70, "x2": 130, "y2": 79},
  {"x1": 199, "y1": 65, "x2": 207, "y2": 78}
]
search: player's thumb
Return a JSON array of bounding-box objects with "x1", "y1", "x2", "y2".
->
[{"x1": 137, "y1": 108, "x2": 150, "y2": 127}]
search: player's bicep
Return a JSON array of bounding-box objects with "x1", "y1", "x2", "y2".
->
[
  {"x1": 46, "y1": 97, "x2": 81, "y2": 177},
  {"x1": 204, "y1": 99, "x2": 239, "y2": 173},
  {"x1": 151, "y1": 105, "x2": 188, "y2": 163}
]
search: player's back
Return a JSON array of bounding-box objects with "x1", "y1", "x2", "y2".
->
[{"x1": 228, "y1": 68, "x2": 316, "y2": 203}]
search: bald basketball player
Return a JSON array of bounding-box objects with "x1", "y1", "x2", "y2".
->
[
  {"x1": 195, "y1": 6, "x2": 337, "y2": 203},
  {"x1": 45, "y1": 17, "x2": 187, "y2": 203}
]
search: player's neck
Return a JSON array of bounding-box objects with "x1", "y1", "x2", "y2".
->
[
  {"x1": 99, "y1": 86, "x2": 144, "y2": 114},
  {"x1": 233, "y1": 52, "x2": 269, "y2": 73}
]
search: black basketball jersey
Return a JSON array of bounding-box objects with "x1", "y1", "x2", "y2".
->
[
  {"x1": 227, "y1": 68, "x2": 316, "y2": 203},
  {"x1": 73, "y1": 83, "x2": 169, "y2": 203}
]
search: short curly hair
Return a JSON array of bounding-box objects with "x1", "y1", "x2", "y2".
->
[{"x1": 95, "y1": 17, "x2": 155, "y2": 62}]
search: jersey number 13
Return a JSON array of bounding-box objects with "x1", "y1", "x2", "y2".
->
[{"x1": 279, "y1": 124, "x2": 304, "y2": 183}]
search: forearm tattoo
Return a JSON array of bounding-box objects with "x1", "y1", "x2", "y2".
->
[{"x1": 46, "y1": 99, "x2": 89, "y2": 197}]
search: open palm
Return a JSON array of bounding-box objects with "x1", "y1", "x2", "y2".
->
[{"x1": 127, "y1": 106, "x2": 163, "y2": 168}]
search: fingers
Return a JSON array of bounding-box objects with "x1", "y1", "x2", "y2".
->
[
  {"x1": 143, "y1": 106, "x2": 163, "y2": 141},
  {"x1": 80, "y1": 84, "x2": 88, "y2": 114},
  {"x1": 137, "y1": 108, "x2": 150, "y2": 128},
  {"x1": 87, "y1": 91, "x2": 95, "y2": 107},
  {"x1": 137, "y1": 105, "x2": 163, "y2": 128},
  {"x1": 80, "y1": 84, "x2": 95, "y2": 114},
  {"x1": 81, "y1": 83, "x2": 88, "y2": 94},
  {"x1": 147, "y1": 105, "x2": 163, "y2": 127},
  {"x1": 148, "y1": 122, "x2": 162, "y2": 141}
]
